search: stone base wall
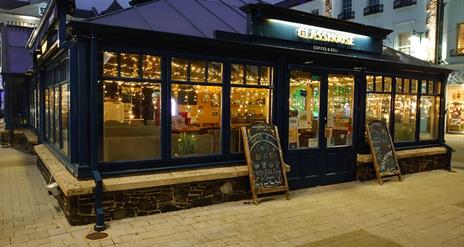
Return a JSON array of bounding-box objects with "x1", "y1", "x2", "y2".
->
[
  {"x1": 357, "y1": 154, "x2": 450, "y2": 181},
  {"x1": 37, "y1": 158, "x2": 250, "y2": 225}
]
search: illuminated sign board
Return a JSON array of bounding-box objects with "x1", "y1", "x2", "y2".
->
[
  {"x1": 250, "y1": 19, "x2": 381, "y2": 54},
  {"x1": 296, "y1": 26, "x2": 355, "y2": 46}
]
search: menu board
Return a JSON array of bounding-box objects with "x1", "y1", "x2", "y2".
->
[
  {"x1": 366, "y1": 120, "x2": 402, "y2": 184},
  {"x1": 241, "y1": 122, "x2": 289, "y2": 204}
]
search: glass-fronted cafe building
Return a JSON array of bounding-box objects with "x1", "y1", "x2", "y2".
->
[{"x1": 28, "y1": 0, "x2": 452, "y2": 196}]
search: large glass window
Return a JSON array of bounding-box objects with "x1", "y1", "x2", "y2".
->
[
  {"x1": 288, "y1": 70, "x2": 320, "y2": 149},
  {"x1": 420, "y1": 80, "x2": 440, "y2": 140},
  {"x1": 366, "y1": 75, "x2": 391, "y2": 126},
  {"x1": 49, "y1": 87, "x2": 55, "y2": 143},
  {"x1": 457, "y1": 23, "x2": 464, "y2": 55},
  {"x1": 61, "y1": 83, "x2": 69, "y2": 155},
  {"x1": 230, "y1": 64, "x2": 273, "y2": 153},
  {"x1": 170, "y1": 58, "x2": 223, "y2": 157},
  {"x1": 394, "y1": 77, "x2": 417, "y2": 142},
  {"x1": 102, "y1": 52, "x2": 162, "y2": 161},
  {"x1": 54, "y1": 86, "x2": 60, "y2": 146},
  {"x1": 103, "y1": 81, "x2": 161, "y2": 161},
  {"x1": 43, "y1": 57, "x2": 70, "y2": 157},
  {"x1": 327, "y1": 74, "x2": 354, "y2": 147},
  {"x1": 45, "y1": 88, "x2": 50, "y2": 139}
]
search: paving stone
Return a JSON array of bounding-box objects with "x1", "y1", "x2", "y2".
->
[{"x1": 2, "y1": 145, "x2": 464, "y2": 246}]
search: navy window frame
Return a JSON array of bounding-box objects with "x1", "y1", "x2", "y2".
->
[
  {"x1": 97, "y1": 49, "x2": 276, "y2": 174},
  {"x1": 363, "y1": 73, "x2": 444, "y2": 148},
  {"x1": 98, "y1": 51, "x2": 164, "y2": 162},
  {"x1": 42, "y1": 54, "x2": 71, "y2": 160}
]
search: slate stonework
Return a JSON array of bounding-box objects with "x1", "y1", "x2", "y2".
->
[
  {"x1": 37, "y1": 152, "x2": 449, "y2": 225},
  {"x1": 37, "y1": 158, "x2": 250, "y2": 225},
  {"x1": 356, "y1": 154, "x2": 450, "y2": 181}
]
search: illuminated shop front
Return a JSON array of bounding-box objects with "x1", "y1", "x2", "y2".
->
[
  {"x1": 447, "y1": 84, "x2": 464, "y2": 134},
  {"x1": 29, "y1": 1, "x2": 452, "y2": 189}
]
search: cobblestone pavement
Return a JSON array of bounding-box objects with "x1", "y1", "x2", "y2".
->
[
  {"x1": 1, "y1": 145, "x2": 464, "y2": 247},
  {"x1": 446, "y1": 134, "x2": 464, "y2": 168}
]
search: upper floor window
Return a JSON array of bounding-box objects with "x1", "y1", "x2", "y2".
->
[
  {"x1": 457, "y1": 23, "x2": 464, "y2": 55},
  {"x1": 398, "y1": 33, "x2": 411, "y2": 55},
  {"x1": 393, "y1": 0, "x2": 417, "y2": 9},
  {"x1": 338, "y1": 0, "x2": 354, "y2": 19},
  {"x1": 364, "y1": 0, "x2": 383, "y2": 16},
  {"x1": 342, "y1": 0, "x2": 352, "y2": 11}
]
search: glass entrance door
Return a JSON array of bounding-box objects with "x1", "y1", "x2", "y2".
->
[
  {"x1": 288, "y1": 70, "x2": 320, "y2": 150},
  {"x1": 286, "y1": 70, "x2": 356, "y2": 188},
  {"x1": 326, "y1": 74, "x2": 355, "y2": 147}
]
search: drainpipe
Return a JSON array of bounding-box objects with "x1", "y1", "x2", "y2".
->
[
  {"x1": 89, "y1": 32, "x2": 106, "y2": 232},
  {"x1": 435, "y1": 0, "x2": 445, "y2": 64}
]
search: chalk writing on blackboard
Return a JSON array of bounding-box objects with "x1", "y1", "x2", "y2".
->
[
  {"x1": 366, "y1": 120, "x2": 402, "y2": 184},
  {"x1": 241, "y1": 122, "x2": 290, "y2": 204}
]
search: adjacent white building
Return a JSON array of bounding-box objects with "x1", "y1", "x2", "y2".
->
[{"x1": 277, "y1": 0, "x2": 464, "y2": 133}]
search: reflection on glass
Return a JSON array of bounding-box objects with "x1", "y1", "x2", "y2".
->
[
  {"x1": 103, "y1": 81, "x2": 162, "y2": 161},
  {"x1": 327, "y1": 74, "x2": 354, "y2": 147},
  {"x1": 171, "y1": 58, "x2": 188, "y2": 81},
  {"x1": 367, "y1": 75, "x2": 374, "y2": 91},
  {"x1": 384, "y1": 77, "x2": 392, "y2": 92},
  {"x1": 435, "y1": 81, "x2": 441, "y2": 94},
  {"x1": 403, "y1": 79, "x2": 410, "y2": 93},
  {"x1": 411, "y1": 79, "x2": 418, "y2": 94},
  {"x1": 396, "y1": 77, "x2": 403, "y2": 93},
  {"x1": 421, "y1": 80, "x2": 427, "y2": 94},
  {"x1": 190, "y1": 60, "x2": 206, "y2": 82},
  {"x1": 230, "y1": 87, "x2": 271, "y2": 152},
  {"x1": 394, "y1": 95, "x2": 417, "y2": 142},
  {"x1": 142, "y1": 55, "x2": 161, "y2": 79},
  {"x1": 260, "y1": 66, "x2": 272, "y2": 85},
  {"x1": 45, "y1": 89, "x2": 50, "y2": 139},
  {"x1": 375, "y1": 76, "x2": 383, "y2": 92},
  {"x1": 208, "y1": 62, "x2": 223, "y2": 83},
  {"x1": 171, "y1": 85, "x2": 222, "y2": 157},
  {"x1": 54, "y1": 87, "x2": 60, "y2": 145},
  {"x1": 420, "y1": 96, "x2": 439, "y2": 140},
  {"x1": 288, "y1": 71, "x2": 320, "y2": 149},
  {"x1": 120, "y1": 53, "x2": 139, "y2": 78},
  {"x1": 428, "y1": 80, "x2": 434, "y2": 94},
  {"x1": 231, "y1": 64, "x2": 244, "y2": 84},
  {"x1": 366, "y1": 93, "x2": 391, "y2": 125},
  {"x1": 103, "y1": 52, "x2": 118, "y2": 77},
  {"x1": 61, "y1": 84, "x2": 69, "y2": 156},
  {"x1": 246, "y1": 65, "x2": 259, "y2": 85}
]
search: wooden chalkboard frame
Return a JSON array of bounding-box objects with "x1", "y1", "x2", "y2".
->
[
  {"x1": 366, "y1": 120, "x2": 402, "y2": 185},
  {"x1": 241, "y1": 122, "x2": 290, "y2": 205}
]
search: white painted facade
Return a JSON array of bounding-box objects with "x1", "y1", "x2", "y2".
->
[
  {"x1": 441, "y1": 0, "x2": 464, "y2": 66},
  {"x1": 287, "y1": 0, "x2": 464, "y2": 133},
  {"x1": 290, "y1": 1, "x2": 437, "y2": 62}
]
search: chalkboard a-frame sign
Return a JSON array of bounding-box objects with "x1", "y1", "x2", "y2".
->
[
  {"x1": 366, "y1": 120, "x2": 402, "y2": 185},
  {"x1": 241, "y1": 122, "x2": 290, "y2": 205}
]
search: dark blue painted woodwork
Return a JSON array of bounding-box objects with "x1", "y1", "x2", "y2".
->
[{"x1": 27, "y1": 1, "x2": 451, "y2": 189}]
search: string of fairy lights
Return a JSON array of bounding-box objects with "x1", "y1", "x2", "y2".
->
[{"x1": 102, "y1": 52, "x2": 273, "y2": 124}]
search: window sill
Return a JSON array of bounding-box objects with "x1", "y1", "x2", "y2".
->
[
  {"x1": 357, "y1": 146, "x2": 447, "y2": 163},
  {"x1": 35, "y1": 144, "x2": 290, "y2": 196}
]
